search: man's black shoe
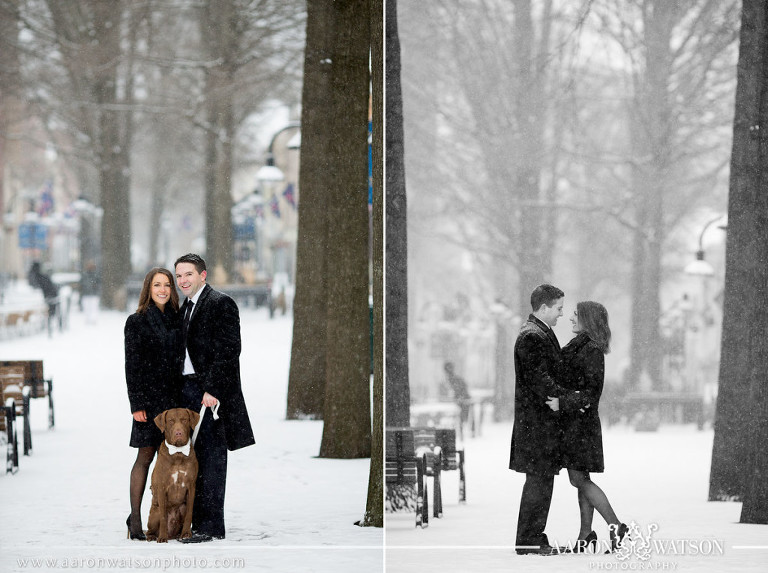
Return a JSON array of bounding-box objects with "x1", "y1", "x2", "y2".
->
[
  {"x1": 180, "y1": 532, "x2": 223, "y2": 544},
  {"x1": 515, "y1": 545, "x2": 562, "y2": 556}
]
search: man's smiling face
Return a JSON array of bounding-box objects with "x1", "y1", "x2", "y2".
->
[{"x1": 175, "y1": 262, "x2": 206, "y2": 299}]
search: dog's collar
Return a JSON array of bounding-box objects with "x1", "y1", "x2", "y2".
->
[{"x1": 165, "y1": 440, "x2": 191, "y2": 456}]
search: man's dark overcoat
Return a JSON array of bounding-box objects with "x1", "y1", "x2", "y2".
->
[
  {"x1": 125, "y1": 303, "x2": 182, "y2": 447},
  {"x1": 509, "y1": 315, "x2": 564, "y2": 475},
  {"x1": 558, "y1": 331, "x2": 605, "y2": 472},
  {"x1": 184, "y1": 284, "x2": 255, "y2": 451}
]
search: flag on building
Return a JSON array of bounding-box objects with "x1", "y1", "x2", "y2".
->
[
  {"x1": 270, "y1": 194, "x2": 281, "y2": 218},
  {"x1": 37, "y1": 180, "x2": 54, "y2": 216},
  {"x1": 282, "y1": 183, "x2": 296, "y2": 209}
]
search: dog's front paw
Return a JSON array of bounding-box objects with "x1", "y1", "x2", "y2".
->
[
  {"x1": 180, "y1": 531, "x2": 192, "y2": 540},
  {"x1": 157, "y1": 536, "x2": 168, "y2": 543},
  {"x1": 146, "y1": 533, "x2": 157, "y2": 542}
]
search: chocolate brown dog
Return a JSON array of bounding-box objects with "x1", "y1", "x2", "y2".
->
[{"x1": 146, "y1": 408, "x2": 200, "y2": 542}]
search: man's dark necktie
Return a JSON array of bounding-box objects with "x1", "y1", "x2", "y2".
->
[{"x1": 182, "y1": 301, "x2": 194, "y2": 347}]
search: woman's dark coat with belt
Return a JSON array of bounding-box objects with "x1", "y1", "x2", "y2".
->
[
  {"x1": 125, "y1": 303, "x2": 182, "y2": 447},
  {"x1": 558, "y1": 331, "x2": 605, "y2": 472}
]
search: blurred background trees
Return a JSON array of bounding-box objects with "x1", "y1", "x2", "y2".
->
[
  {"x1": 0, "y1": 0, "x2": 304, "y2": 308},
  {"x1": 398, "y1": 0, "x2": 739, "y2": 421}
]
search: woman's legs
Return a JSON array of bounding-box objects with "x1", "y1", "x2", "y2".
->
[
  {"x1": 577, "y1": 488, "x2": 596, "y2": 539},
  {"x1": 568, "y1": 469, "x2": 620, "y2": 535},
  {"x1": 129, "y1": 446, "x2": 156, "y2": 534}
]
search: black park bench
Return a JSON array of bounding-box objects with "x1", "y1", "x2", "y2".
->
[
  {"x1": 0, "y1": 367, "x2": 22, "y2": 472},
  {"x1": 411, "y1": 426, "x2": 445, "y2": 519},
  {"x1": 1, "y1": 360, "x2": 54, "y2": 429},
  {"x1": 434, "y1": 428, "x2": 467, "y2": 504},
  {"x1": 386, "y1": 428, "x2": 430, "y2": 527},
  {"x1": 0, "y1": 365, "x2": 31, "y2": 457}
]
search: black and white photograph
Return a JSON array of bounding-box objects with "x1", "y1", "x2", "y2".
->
[{"x1": 384, "y1": 1, "x2": 768, "y2": 572}]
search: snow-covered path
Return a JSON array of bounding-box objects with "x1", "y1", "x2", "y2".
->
[
  {"x1": 0, "y1": 307, "x2": 382, "y2": 573},
  {"x1": 385, "y1": 422, "x2": 768, "y2": 573}
]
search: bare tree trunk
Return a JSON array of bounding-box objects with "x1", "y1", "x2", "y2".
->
[
  {"x1": 203, "y1": 120, "x2": 218, "y2": 262},
  {"x1": 710, "y1": 0, "x2": 768, "y2": 521},
  {"x1": 385, "y1": 0, "x2": 410, "y2": 428},
  {"x1": 626, "y1": 0, "x2": 675, "y2": 390},
  {"x1": 361, "y1": 0, "x2": 383, "y2": 527},
  {"x1": 286, "y1": 0, "x2": 334, "y2": 420},
  {"x1": 513, "y1": 0, "x2": 550, "y2": 315},
  {"x1": 149, "y1": 115, "x2": 173, "y2": 265},
  {"x1": 199, "y1": 0, "x2": 237, "y2": 280},
  {"x1": 318, "y1": 0, "x2": 371, "y2": 459},
  {"x1": 0, "y1": 0, "x2": 23, "y2": 222},
  {"x1": 94, "y1": 1, "x2": 131, "y2": 310}
]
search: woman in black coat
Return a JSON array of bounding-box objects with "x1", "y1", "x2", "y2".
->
[
  {"x1": 547, "y1": 301, "x2": 627, "y2": 552},
  {"x1": 124, "y1": 267, "x2": 182, "y2": 540}
]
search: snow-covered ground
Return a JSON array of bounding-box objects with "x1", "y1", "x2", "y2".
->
[
  {"x1": 385, "y1": 422, "x2": 768, "y2": 573},
  {"x1": 0, "y1": 301, "x2": 382, "y2": 573}
]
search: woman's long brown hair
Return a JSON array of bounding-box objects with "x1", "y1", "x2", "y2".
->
[
  {"x1": 577, "y1": 301, "x2": 611, "y2": 354},
  {"x1": 136, "y1": 267, "x2": 179, "y2": 314}
]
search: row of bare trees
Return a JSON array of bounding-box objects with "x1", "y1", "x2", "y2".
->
[
  {"x1": 399, "y1": 0, "x2": 738, "y2": 397},
  {"x1": 0, "y1": 0, "x2": 304, "y2": 307}
]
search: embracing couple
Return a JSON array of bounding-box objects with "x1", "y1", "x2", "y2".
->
[
  {"x1": 124, "y1": 253, "x2": 255, "y2": 543},
  {"x1": 510, "y1": 284, "x2": 628, "y2": 556}
]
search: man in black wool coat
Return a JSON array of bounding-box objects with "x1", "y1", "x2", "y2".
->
[
  {"x1": 509, "y1": 284, "x2": 567, "y2": 555},
  {"x1": 174, "y1": 253, "x2": 255, "y2": 543}
]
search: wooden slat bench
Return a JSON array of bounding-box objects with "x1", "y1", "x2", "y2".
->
[
  {"x1": 385, "y1": 428, "x2": 429, "y2": 527},
  {"x1": 1, "y1": 360, "x2": 54, "y2": 429},
  {"x1": 434, "y1": 428, "x2": 467, "y2": 503},
  {"x1": 0, "y1": 367, "x2": 26, "y2": 465}
]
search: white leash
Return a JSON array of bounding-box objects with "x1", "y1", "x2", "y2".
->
[{"x1": 191, "y1": 401, "x2": 220, "y2": 446}]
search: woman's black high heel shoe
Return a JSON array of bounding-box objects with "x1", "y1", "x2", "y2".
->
[
  {"x1": 609, "y1": 523, "x2": 628, "y2": 552},
  {"x1": 569, "y1": 530, "x2": 597, "y2": 553},
  {"x1": 126, "y1": 515, "x2": 146, "y2": 541}
]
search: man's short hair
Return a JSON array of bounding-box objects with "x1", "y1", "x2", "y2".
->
[
  {"x1": 174, "y1": 253, "x2": 207, "y2": 274},
  {"x1": 530, "y1": 284, "x2": 564, "y2": 311}
]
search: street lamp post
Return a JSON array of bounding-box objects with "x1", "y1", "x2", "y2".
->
[
  {"x1": 683, "y1": 214, "x2": 726, "y2": 422},
  {"x1": 684, "y1": 214, "x2": 727, "y2": 276}
]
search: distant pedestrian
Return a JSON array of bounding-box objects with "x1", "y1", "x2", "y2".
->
[
  {"x1": 28, "y1": 261, "x2": 60, "y2": 337},
  {"x1": 80, "y1": 260, "x2": 101, "y2": 324},
  {"x1": 443, "y1": 362, "x2": 471, "y2": 436}
]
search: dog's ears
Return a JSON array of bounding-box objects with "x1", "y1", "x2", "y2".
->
[
  {"x1": 188, "y1": 408, "x2": 200, "y2": 430},
  {"x1": 154, "y1": 411, "x2": 166, "y2": 431}
]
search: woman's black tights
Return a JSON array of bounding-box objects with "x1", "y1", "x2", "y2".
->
[
  {"x1": 129, "y1": 446, "x2": 156, "y2": 534},
  {"x1": 568, "y1": 469, "x2": 620, "y2": 539}
]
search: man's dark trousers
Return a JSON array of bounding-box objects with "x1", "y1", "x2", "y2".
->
[
  {"x1": 516, "y1": 473, "x2": 555, "y2": 547},
  {"x1": 182, "y1": 375, "x2": 228, "y2": 538}
]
